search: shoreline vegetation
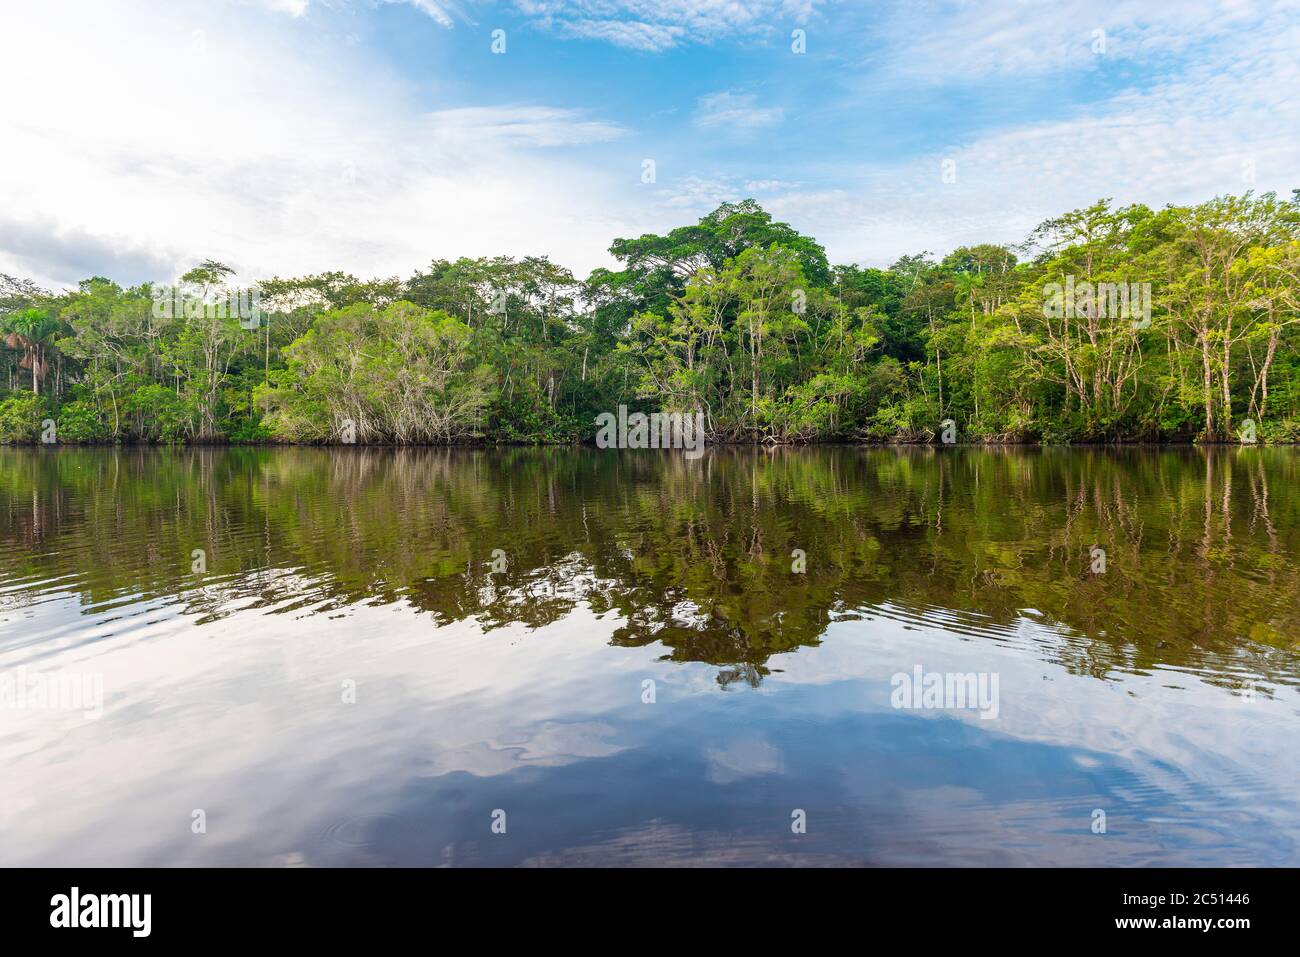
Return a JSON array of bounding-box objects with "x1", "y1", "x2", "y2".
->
[{"x1": 3, "y1": 192, "x2": 1299, "y2": 448}]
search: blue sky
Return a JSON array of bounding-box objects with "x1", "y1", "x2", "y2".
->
[{"x1": 1, "y1": 0, "x2": 1296, "y2": 288}]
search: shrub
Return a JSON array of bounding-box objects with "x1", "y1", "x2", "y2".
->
[
  {"x1": 126, "y1": 384, "x2": 191, "y2": 443},
  {"x1": 0, "y1": 394, "x2": 49, "y2": 444},
  {"x1": 57, "y1": 400, "x2": 109, "y2": 442}
]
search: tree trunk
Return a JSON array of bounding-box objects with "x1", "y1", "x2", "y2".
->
[{"x1": 1201, "y1": 332, "x2": 1215, "y2": 439}]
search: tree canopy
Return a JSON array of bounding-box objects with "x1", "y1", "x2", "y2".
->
[{"x1": 2, "y1": 192, "x2": 1298, "y2": 446}]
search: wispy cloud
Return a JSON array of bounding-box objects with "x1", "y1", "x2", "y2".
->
[
  {"x1": 424, "y1": 106, "x2": 627, "y2": 146},
  {"x1": 0, "y1": 2, "x2": 633, "y2": 288},
  {"x1": 651, "y1": 175, "x2": 745, "y2": 211},
  {"x1": 255, "y1": 0, "x2": 310, "y2": 14},
  {"x1": 764, "y1": 13, "x2": 1300, "y2": 266},
  {"x1": 271, "y1": 0, "x2": 822, "y2": 45},
  {"x1": 518, "y1": 0, "x2": 823, "y2": 50},
  {"x1": 553, "y1": 19, "x2": 685, "y2": 52},
  {"x1": 694, "y1": 91, "x2": 784, "y2": 131},
  {"x1": 875, "y1": 0, "x2": 1278, "y2": 80},
  {"x1": 0, "y1": 0, "x2": 1293, "y2": 289},
  {"x1": 260, "y1": 0, "x2": 473, "y2": 25}
]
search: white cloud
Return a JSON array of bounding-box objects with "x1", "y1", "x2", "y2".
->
[
  {"x1": 269, "y1": 0, "x2": 822, "y2": 45},
  {"x1": 390, "y1": 0, "x2": 458, "y2": 27},
  {"x1": 651, "y1": 175, "x2": 744, "y2": 211},
  {"x1": 259, "y1": 0, "x2": 466, "y2": 24},
  {"x1": 518, "y1": 0, "x2": 823, "y2": 49},
  {"x1": 425, "y1": 106, "x2": 626, "y2": 146},
  {"x1": 638, "y1": 6, "x2": 1299, "y2": 270},
  {"x1": 694, "y1": 91, "x2": 785, "y2": 131},
  {"x1": 555, "y1": 19, "x2": 685, "y2": 52},
  {"x1": 255, "y1": 0, "x2": 310, "y2": 15},
  {"x1": 0, "y1": 1, "x2": 633, "y2": 289},
  {"x1": 877, "y1": 0, "x2": 1282, "y2": 80},
  {"x1": 0, "y1": 0, "x2": 1293, "y2": 292},
  {"x1": 767, "y1": 14, "x2": 1300, "y2": 266}
]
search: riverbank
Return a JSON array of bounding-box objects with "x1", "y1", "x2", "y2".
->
[{"x1": 2, "y1": 435, "x2": 1295, "y2": 448}]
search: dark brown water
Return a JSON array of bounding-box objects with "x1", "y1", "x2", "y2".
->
[{"x1": 0, "y1": 446, "x2": 1297, "y2": 865}]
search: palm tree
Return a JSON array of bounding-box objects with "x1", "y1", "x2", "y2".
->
[{"x1": 3, "y1": 307, "x2": 60, "y2": 394}]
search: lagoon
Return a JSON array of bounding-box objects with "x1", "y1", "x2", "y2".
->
[{"x1": 0, "y1": 446, "x2": 1297, "y2": 865}]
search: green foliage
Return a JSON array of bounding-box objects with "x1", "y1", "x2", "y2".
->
[
  {"x1": 1259, "y1": 418, "x2": 1300, "y2": 443},
  {"x1": 489, "y1": 382, "x2": 582, "y2": 443},
  {"x1": 259, "y1": 302, "x2": 493, "y2": 443},
  {"x1": 3, "y1": 194, "x2": 1299, "y2": 445},
  {"x1": 126, "y1": 385, "x2": 191, "y2": 443},
  {"x1": 56, "y1": 400, "x2": 108, "y2": 442},
  {"x1": 0, "y1": 393, "x2": 48, "y2": 443}
]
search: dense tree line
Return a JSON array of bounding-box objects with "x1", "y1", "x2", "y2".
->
[{"x1": 2, "y1": 192, "x2": 1298, "y2": 445}]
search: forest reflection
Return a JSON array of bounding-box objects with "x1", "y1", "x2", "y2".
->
[{"x1": 2, "y1": 445, "x2": 1297, "y2": 688}]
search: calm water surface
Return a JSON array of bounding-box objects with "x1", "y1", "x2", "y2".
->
[{"x1": 1, "y1": 446, "x2": 1297, "y2": 866}]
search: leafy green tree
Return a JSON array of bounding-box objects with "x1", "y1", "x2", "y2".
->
[{"x1": 258, "y1": 302, "x2": 493, "y2": 443}]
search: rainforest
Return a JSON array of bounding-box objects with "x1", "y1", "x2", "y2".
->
[{"x1": 2, "y1": 191, "x2": 1298, "y2": 447}]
